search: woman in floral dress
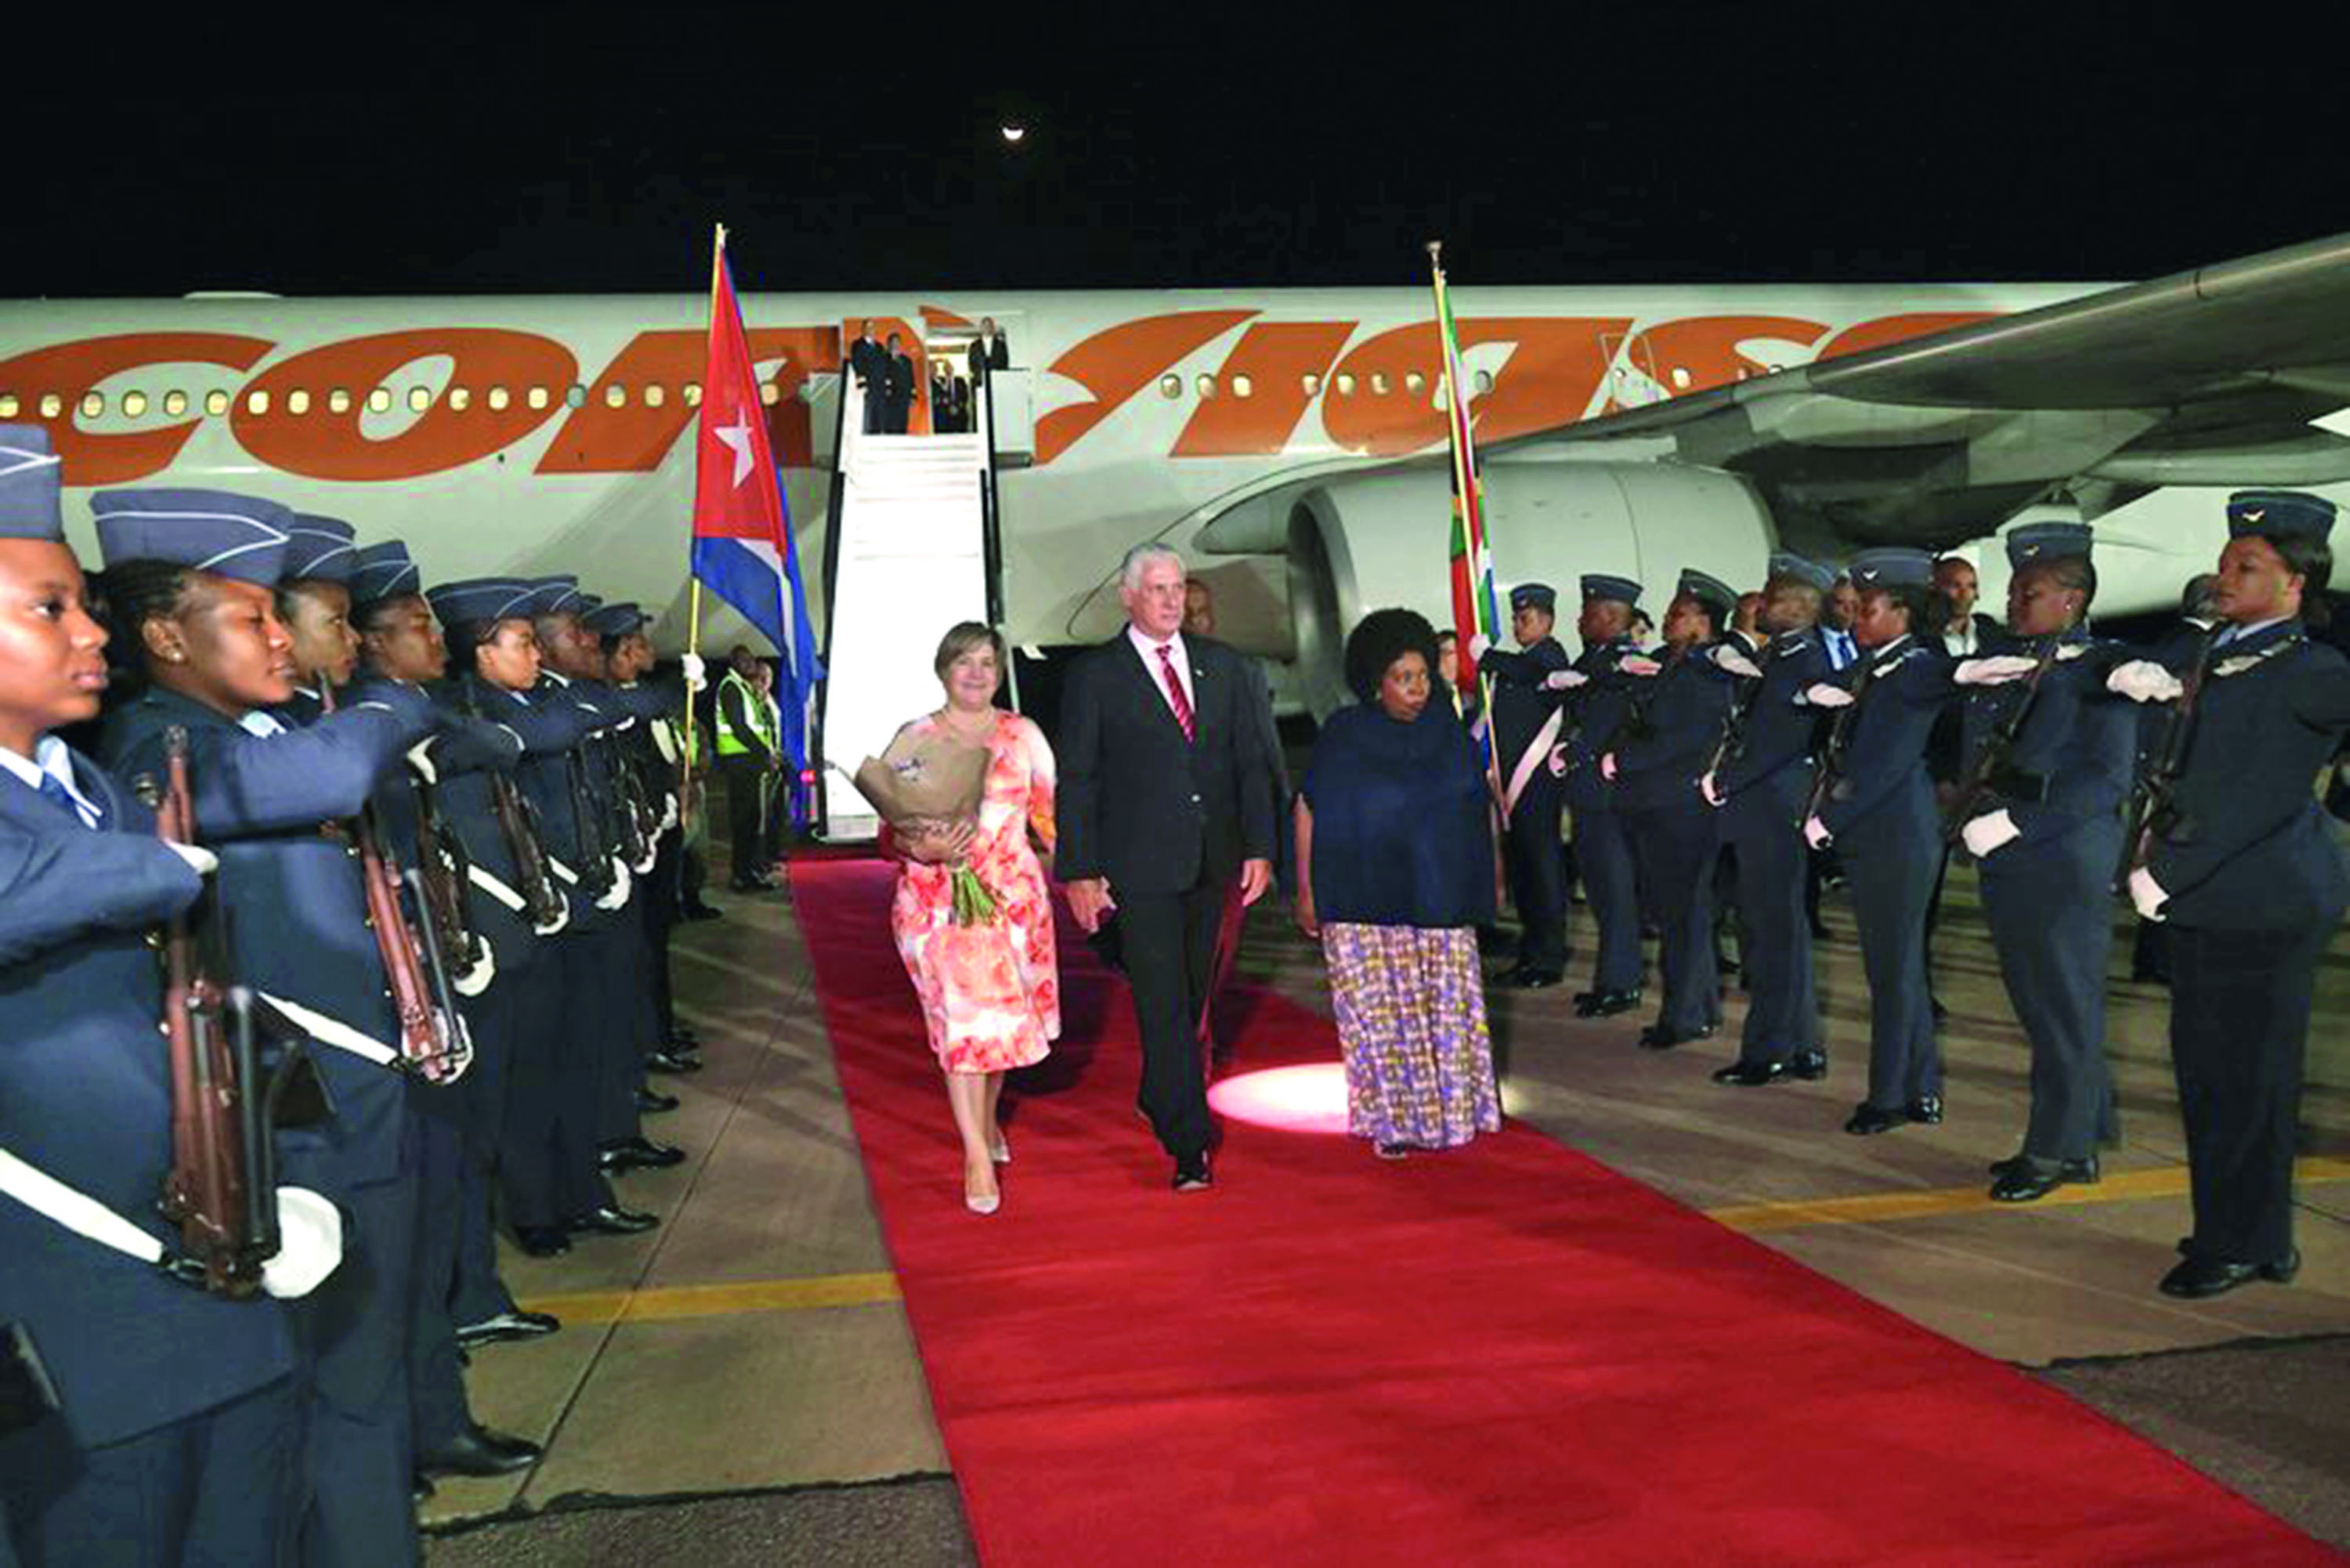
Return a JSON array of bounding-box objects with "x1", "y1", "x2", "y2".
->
[{"x1": 889, "y1": 623, "x2": 1060, "y2": 1213}]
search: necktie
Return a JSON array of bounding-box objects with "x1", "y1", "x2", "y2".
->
[
  {"x1": 36, "y1": 771, "x2": 92, "y2": 828},
  {"x1": 1157, "y1": 644, "x2": 1195, "y2": 742}
]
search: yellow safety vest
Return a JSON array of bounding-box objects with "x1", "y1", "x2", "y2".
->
[{"x1": 714, "y1": 670, "x2": 779, "y2": 757}]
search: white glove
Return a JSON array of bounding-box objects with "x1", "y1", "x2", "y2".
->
[
  {"x1": 596, "y1": 858, "x2": 632, "y2": 911},
  {"x1": 2108, "y1": 661, "x2": 2184, "y2": 703},
  {"x1": 1600, "y1": 753, "x2": 1619, "y2": 781},
  {"x1": 660, "y1": 793, "x2": 680, "y2": 833},
  {"x1": 1802, "y1": 815, "x2": 1832, "y2": 849},
  {"x1": 1467, "y1": 633, "x2": 1491, "y2": 662},
  {"x1": 1804, "y1": 683, "x2": 1856, "y2": 709},
  {"x1": 166, "y1": 840, "x2": 219, "y2": 876},
  {"x1": 1961, "y1": 808, "x2": 2022, "y2": 858},
  {"x1": 262, "y1": 1187, "x2": 345, "y2": 1299},
  {"x1": 1710, "y1": 647, "x2": 1762, "y2": 680},
  {"x1": 404, "y1": 739, "x2": 439, "y2": 786},
  {"x1": 532, "y1": 898, "x2": 571, "y2": 938},
  {"x1": 1954, "y1": 654, "x2": 2039, "y2": 687},
  {"x1": 1698, "y1": 771, "x2": 1726, "y2": 807},
  {"x1": 1618, "y1": 655, "x2": 1662, "y2": 677},
  {"x1": 451, "y1": 938, "x2": 497, "y2": 998},
  {"x1": 2128, "y1": 865, "x2": 2168, "y2": 922},
  {"x1": 682, "y1": 652, "x2": 707, "y2": 690},
  {"x1": 2055, "y1": 641, "x2": 2092, "y2": 661},
  {"x1": 1546, "y1": 744, "x2": 1570, "y2": 778},
  {"x1": 1543, "y1": 670, "x2": 1589, "y2": 691}
]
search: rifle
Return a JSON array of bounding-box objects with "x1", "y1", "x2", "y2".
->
[
  {"x1": 2115, "y1": 629, "x2": 2221, "y2": 894},
  {"x1": 1796, "y1": 653, "x2": 1877, "y2": 828},
  {"x1": 1941, "y1": 636, "x2": 2062, "y2": 845},
  {"x1": 567, "y1": 749, "x2": 616, "y2": 900},
  {"x1": 320, "y1": 685, "x2": 471, "y2": 1083},
  {"x1": 1702, "y1": 639, "x2": 1774, "y2": 782},
  {"x1": 1618, "y1": 642, "x2": 1691, "y2": 742},
  {"x1": 143, "y1": 726, "x2": 275, "y2": 1297},
  {"x1": 461, "y1": 679, "x2": 569, "y2": 930},
  {"x1": 409, "y1": 758, "x2": 482, "y2": 985}
]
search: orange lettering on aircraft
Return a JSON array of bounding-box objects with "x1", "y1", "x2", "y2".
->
[
  {"x1": 0, "y1": 332, "x2": 273, "y2": 484},
  {"x1": 1321, "y1": 318, "x2": 1631, "y2": 457},
  {"x1": 1172, "y1": 321, "x2": 1357, "y2": 457},
  {"x1": 1034, "y1": 310, "x2": 1256, "y2": 464},
  {"x1": 1817, "y1": 312, "x2": 1994, "y2": 361},
  {"x1": 1621, "y1": 316, "x2": 1831, "y2": 397},
  {"x1": 236, "y1": 330, "x2": 578, "y2": 481},
  {"x1": 536, "y1": 327, "x2": 838, "y2": 474}
]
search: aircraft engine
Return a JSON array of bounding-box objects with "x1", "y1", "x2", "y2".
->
[{"x1": 1265, "y1": 459, "x2": 1777, "y2": 715}]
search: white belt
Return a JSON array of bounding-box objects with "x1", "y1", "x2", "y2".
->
[
  {"x1": 468, "y1": 863, "x2": 526, "y2": 912},
  {"x1": 0, "y1": 1146, "x2": 166, "y2": 1265},
  {"x1": 256, "y1": 993, "x2": 400, "y2": 1069},
  {"x1": 1503, "y1": 706, "x2": 1567, "y2": 820}
]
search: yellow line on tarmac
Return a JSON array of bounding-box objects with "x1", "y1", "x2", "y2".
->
[
  {"x1": 1708, "y1": 1156, "x2": 2350, "y2": 1234},
  {"x1": 520, "y1": 1271, "x2": 902, "y2": 1326}
]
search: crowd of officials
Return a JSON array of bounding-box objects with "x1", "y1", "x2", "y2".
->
[{"x1": 0, "y1": 424, "x2": 733, "y2": 1565}]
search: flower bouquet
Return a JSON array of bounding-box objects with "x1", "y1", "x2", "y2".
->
[{"x1": 850, "y1": 730, "x2": 1000, "y2": 926}]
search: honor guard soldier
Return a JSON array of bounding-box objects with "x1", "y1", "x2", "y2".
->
[
  {"x1": 2106, "y1": 490, "x2": 2350, "y2": 1297},
  {"x1": 90, "y1": 488, "x2": 440, "y2": 1564},
  {"x1": 0, "y1": 432, "x2": 340, "y2": 1566},
  {"x1": 1799, "y1": 548, "x2": 1954, "y2": 1136},
  {"x1": 1946, "y1": 522, "x2": 2134, "y2": 1201},
  {"x1": 1705, "y1": 554, "x2": 1834, "y2": 1086},
  {"x1": 1605, "y1": 569, "x2": 1737, "y2": 1049},
  {"x1": 1473, "y1": 583, "x2": 1573, "y2": 988},
  {"x1": 1556, "y1": 574, "x2": 1649, "y2": 1016},
  {"x1": 278, "y1": 514, "x2": 363, "y2": 721}
]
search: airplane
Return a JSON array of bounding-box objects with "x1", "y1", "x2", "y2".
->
[{"x1": 5, "y1": 229, "x2": 2348, "y2": 728}]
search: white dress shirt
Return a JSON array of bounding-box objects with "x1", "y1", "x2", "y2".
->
[
  {"x1": 1126, "y1": 624, "x2": 1195, "y2": 714},
  {"x1": 0, "y1": 735, "x2": 104, "y2": 826}
]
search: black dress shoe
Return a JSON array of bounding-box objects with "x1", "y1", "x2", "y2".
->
[
  {"x1": 1904, "y1": 1095, "x2": 1943, "y2": 1125},
  {"x1": 1843, "y1": 1103, "x2": 1906, "y2": 1136},
  {"x1": 514, "y1": 1226, "x2": 572, "y2": 1257},
  {"x1": 645, "y1": 1048, "x2": 703, "y2": 1075},
  {"x1": 418, "y1": 1422, "x2": 544, "y2": 1479},
  {"x1": 635, "y1": 1087, "x2": 681, "y2": 1115},
  {"x1": 456, "y1": 1310, "x2": 562, "y2": 1349},
  {"x1": 1512, "y1": 968, "x2": 1564, "y2": 990},
  {"x1": 1929, "y1": 997, "x2": 1949, "y2": 1025},
  {"x1": 1788, "y1": 1050, "x2": 1829, "y2": 1081},
  {"x1": 568, "y1": 1204, "x2": 659, "y2": 1236},
  {"x1": 598, "y1": 1139, "x2": 685, "y2": 1173},
  {"x1": 2159, "y1": 1248, "x2": 2301, "y2": 1299},
  {"x1": 1990, "y1": 1157, "x2": 2099, "y2": 1203},
  {"x1": 414, "y1": 1472, "x2": 436, "y2": 1503},
  {"x1": 1172, "y1": 1154, "x2": 1213, "y2": 1193},
  {"x1": 1713, "y1": 1059, "x2": 1788, "y2": 1086},
  {"x1": 682, "y1": 901, "x2": 725, "y2": 921},
  {"x1": 1988, "y1": 1153, "x2": 2099, "y2": 1183},
  {"x1": 1638, "y1": 1021, "x2": 1715, "y2": 1051},
  {"x1": 1572, "y1": 987, "x2": 1643, "y2": 1019}
]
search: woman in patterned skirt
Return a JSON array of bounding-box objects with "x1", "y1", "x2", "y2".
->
[
  {"x1": 1294, "y1": 609, "x2": 1501, "y2": 1157},
  {"x1": 888, "y1": 623, "x2": 1061, "y2": 1213}
]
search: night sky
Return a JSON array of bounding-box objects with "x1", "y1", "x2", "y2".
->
[{"x1": 13, "y1": 27, "x2": 2343, "y2": 300}]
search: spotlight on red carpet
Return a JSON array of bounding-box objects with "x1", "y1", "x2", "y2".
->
[{"x1": 1206, "y1": 1062, "x2": 1349, "y2": 1134}]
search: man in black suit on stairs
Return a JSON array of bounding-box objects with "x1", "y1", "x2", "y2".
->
[{"x1": 1058, "y1": 544, "x2": 1277, "y2": 1191}]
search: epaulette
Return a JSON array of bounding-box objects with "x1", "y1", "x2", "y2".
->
[{"x1": 2211, "y1": 631, "x2": 2307, "y2": 680}]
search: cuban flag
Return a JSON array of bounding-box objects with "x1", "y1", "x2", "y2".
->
[{"x1": 692, "y1": 234, "x2": 823, "y2": 793}]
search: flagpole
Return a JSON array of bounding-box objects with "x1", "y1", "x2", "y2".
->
[
  {"x1": 681, "y1": 222, "x2": 727, "y2": 826},
  {"x1": 1427, "y1": 240, "x2": 1504, "y2": 791}
]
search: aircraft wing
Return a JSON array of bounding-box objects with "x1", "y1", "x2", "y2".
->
[{"x1": 1513, "y1": 230, "x2": 2350, "y2": 551}]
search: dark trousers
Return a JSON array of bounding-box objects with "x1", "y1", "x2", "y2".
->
[
  {"x1": 407, "y1": 1110, "x2": 469, "y2": 1455},
  {"x1": 1981, "y1": 827, "x2": 2122, "y2": 1163},
  {"x1": 643, "y1": 830, "x2": 684, "y2": 1042},
  {"x1": 2168, "y1": 919, "x2": 2329, "y2": 1266},
  {"x1": 1844, "y1": 793, "x2": 1942, "y2": 1110},
  {"x1": 1502, "y1": 786, "x2": 1566, "y2": 975},
  {"x1": 0, "y1": 1375, "x2": 301, "y2": 1568},
  {"x1": 1117, "y1": 877, "x2": 1229, "y2": 1159},
  {"x1": 451, "y1": 976, "x2": 521, "y2": 1327},
  {"x1": 721, "y1": 757, "x2": 768, "y2": 885},
  {"x1": 1574, "y1": 804, "x2": 1643, "y2": 992},
  {"x1": 581, "y1": 920, "x2": 649, "y2": 1147},
  {"x1": 543, "y1": 933, "x2": 618, "y2": 1219},
  {"x1": 1625, "y1": 800, "x2": 1722, "y2": 1035},
  {"x1": 496, "y1": 953, "x2": 577, "y2": 1231},
  {"x1": 1726, "y1": 797, "x2": 1820, "y2": 1061}
]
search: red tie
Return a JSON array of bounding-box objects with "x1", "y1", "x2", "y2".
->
[{"x1": 1157, "y1": 644, "x2": 1195, "y2": 742}]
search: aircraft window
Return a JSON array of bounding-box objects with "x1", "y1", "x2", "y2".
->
[
  {"x1": 683, "y1": 382, "x2": 703, "y2": 407},
  {"x1": 162, "y1": 390, "x2": 187, "y2": 417},
  {"x1": 246, "y1": 389, "x2": 270, "y2": 416},
  {"x1": 287, "y1": 389, "x2": 312, "y2": 417},
  {"x1": 1195, "y1": 374, "x2": 1217, "y2": 399},
  {"x1": 1671, "y1": 367, "x2": 1692, "y2": 390},
  {"x1": 487, "y1": 385, "x2": 512, "y2": 411},
  {"x1": 38, "y1": 393, "x2": 62, "y2": 418},
  {"x1": 81, "y1": 392, "x2": 105, "y2": 419},
  {"x1": 1159, "y1": 374, "x2": 1182, "y2": 399},
  {"x1": 367, "y1": 388, "x2": 392, "y2": 414},
  {"x1": 409, "y1": 386, "x2": 433, "y2": 413},
  {"x1": 604, "y1": 383, "x2": 627, "y2": 409},
  {"x1": 526, "y1": 385, "x2": 549, "y2": 410},
  {"x1": 0, "y1": 396, "x2": 15, "y2": 419},
  {"x1": 448, "y1": 387, "x2": 472, "y2": 412},
  {"x1": 644, "y1": 384, "x2": 666, "y2": 408},
  {"x1": 1302, "y1": 373, "x2": 1321, "y2": 396},
  {"x1": 1370, "y1": 373, "x2": 1390, "y2": 396},
  {"x1": 205, "y1": 390, "x2": 230, "y2": 417},
  {"x1": 121, "y1": 391, "x2": 149, "y2": 418},
  {"x1": 1231, "y1": 374, "x2": 1253, "y2": 399},
  {"x1": 1334, "y1": 373, "x2": 1356, "y2": 397},
  {"x1": 759, "y1": 381, "x2": 780, "y2": 406},
  {"x1": 327, "y1": 388, "x2": 352, "y2": 414},
  {"x1": 1405, "y1": 371, "x2": 1426, "y2": 396},
  {"x1": 1474, "y1": 370, "x2": 1494, "y2": 395}
]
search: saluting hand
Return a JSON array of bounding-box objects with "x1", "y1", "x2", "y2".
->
[
  {"x1": 2108, "y1": 661, "x2": 2185, "y2": 703},
  {"x1": 1543, "y1": 670, "x2": 1589, "y2": 691},
  {"x1": 1803, "y1": 683, "x2": 1856, "y2": 709}
]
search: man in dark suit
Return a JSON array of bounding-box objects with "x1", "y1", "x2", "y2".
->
[
  {"x1": 967, "y1": 316, "x2": 1010, "y2": 382},
  {"x1": 880, "y1": 333, "x2": 916, "y2": 435},
  {"x1": 848, "y1": 320, "x2": 886, "y2": 434},
  {"x1": 1058, "y1": 545, "x2": 1277, "y2": 1191}
]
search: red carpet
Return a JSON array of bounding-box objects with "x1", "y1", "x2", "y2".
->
[{"x1": 793, "y1": 859, "x2": 2334, "y2": 1566}]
